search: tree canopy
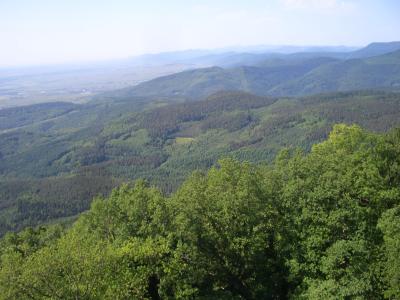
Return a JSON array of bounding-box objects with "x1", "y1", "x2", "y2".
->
[{"x1": 0, "y1": 124, "x2": 399, "y2": 299}]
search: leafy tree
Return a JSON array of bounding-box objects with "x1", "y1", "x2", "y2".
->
[
  {"x1": 276, "y1": 125, "x2": 400, "y2": 299},
  {"x1": 0, "y1": 124, "x2": 399, "y2": 299},
  {"x1": 378, "y1": 206, "x2": 400, "y2": 299},
  {"x1": 168, "y1": 159, "x2": 288, "y2": 299}
]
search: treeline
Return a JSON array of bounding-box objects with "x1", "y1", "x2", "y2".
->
[{"x1": 0, "y1": 124, "x2": 399, "y2": 299}]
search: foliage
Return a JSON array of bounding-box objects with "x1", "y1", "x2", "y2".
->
[
  {"x1": 0, "y1": 125, "x2": 399, "y2": 299},
  {"x1": 1, "y1": 90, "x2": 400, "y2": 234}
]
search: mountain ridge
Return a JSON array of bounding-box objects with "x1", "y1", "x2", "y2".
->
[{"x1": 112, "y1": 48, "x2": 400, "y2": 100}]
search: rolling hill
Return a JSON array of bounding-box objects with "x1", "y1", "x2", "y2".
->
[
  {"x1": 346, "y1": 41, "x2": 400, "y2": 59},
  {"x1": 1, "y1": 89, "x2": 400, "y2": 234},
  {"x1": 270, "y1": 49, "x2": 400, "y2": 95},
  {"x1": 122, "y1": 49, "x2": 400, "y2": 99},
  {"x1": 2, "y1": 41, "x2": 400, "y2": 108}
]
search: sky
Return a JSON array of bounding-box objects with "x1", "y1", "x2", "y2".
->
[{"x1": 0, "y1": 0, "x2": 399, "y2": 67}]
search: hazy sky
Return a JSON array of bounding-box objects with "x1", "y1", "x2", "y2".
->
[{"x1": 1, "y1": 0, "x2": 399, "y2": 66}]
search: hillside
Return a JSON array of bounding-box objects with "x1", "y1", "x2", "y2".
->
[
  {"x1": 346, "y1": 41, "x2": 400, "y2": 59},
  {"x1": 271, "y1": 50, "x2": 400, "y2": 95},
  {"x1": 122, "y1": 50, "x2": 400, "y2": 99},
  {"x1": 1, "y1": 125, "x2": 399, "y2": 299},
  {"x1": 1, "y1": 90, "x2": 400, "y2": 234},
  {"x1": 2, "y1": 41, "x2": 400, "y2": 108},
  {"x1": 126, "y1": 57, "x2": 340, "y2": 99}
]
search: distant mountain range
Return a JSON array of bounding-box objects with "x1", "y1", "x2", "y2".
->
[
  {"x1": 127, "y1": 41, "x2": 400, "y2": 68},
  {"x1": 2, "y1": 41, "x2": 400, "y2": 108},
  {"x1": 111, "y1": 43, "x2": 400, "y2": 100},
  {"x1": 346, "y1": 41, "x2": 400, "y2": 59}
]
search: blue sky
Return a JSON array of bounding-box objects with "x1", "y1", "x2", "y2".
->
[{"x1": 1, "y1": 0, "x2": 399, "y2": 66}]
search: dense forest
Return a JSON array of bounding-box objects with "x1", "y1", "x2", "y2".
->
[
  {"x1": 0, "y1": 124, "x2": 399, "y2": 299},
  {"x1": 1, "y1": 90, "x2": 400, "y2": 235}
]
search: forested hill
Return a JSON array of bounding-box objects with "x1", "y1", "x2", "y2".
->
[
  {"x1": 120, "y1": 49, "x2": 400, "y2": 99},
  {"x1": 1, "y1": 90, "x2": 400, "y2": 235},
  {"x1": 346, "y1": 41, "x2": 400, "y2": 58},
  {"x1": 1, "y1": 124, "x2": 399, "y2": 299},
  {"x1": 2, "y1": 41, "x2": 400, "y2": 109}
]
